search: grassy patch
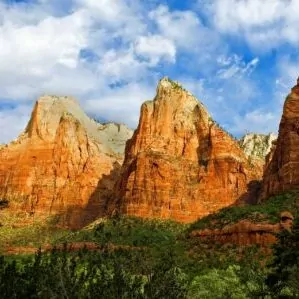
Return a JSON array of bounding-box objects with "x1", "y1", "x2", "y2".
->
[
  {"x1": 0, "y1": 215, "x2": 70, "y2": 253},
  {"x1": 188, "y1": 192, "x2": 299, "y2": 231},
  {"x1": 58, "y1": 216, "x2": 186, "y2": 248}
]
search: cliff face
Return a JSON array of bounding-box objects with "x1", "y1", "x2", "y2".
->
[
  {"x1": 190, "y1": 211, "x2": 294, "y2": 247},
  {"x1": 240, "y1": 133, "x2": 277, "y2": 160},
  {"x1": 261, "y1": 78, "x2": 299, "y2": 200},
  {"x1": 239, "y1": 133, "x2": 277, "y2": 178},
  {"x1": 0, "y1": 96, "x2": 133, "y2": 228},
  {"x1": 117, "y1": 78, "x2": 261, "y2": 223}
]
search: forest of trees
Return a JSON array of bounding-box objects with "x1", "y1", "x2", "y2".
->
[{"x1": 1, "y1": 216, "x2": 298, "y2": 298}]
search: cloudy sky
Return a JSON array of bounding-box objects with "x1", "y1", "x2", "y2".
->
[{"x1": 0, "y1": 0, "x2": 298, "y2": 143}]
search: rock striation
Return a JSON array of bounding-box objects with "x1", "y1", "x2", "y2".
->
[
  {"x1": 0, "y1": 96, "x2": 133, "y2": 228},
  {"x1": 116, "y1": 78, "x2": 261, "y2": 223},
  {"x1": 261, "y1": 78, "x2": 299, "y2": 199},
  {"x1": 190, "y1": 211, "x2": 294, "y2": 247}
]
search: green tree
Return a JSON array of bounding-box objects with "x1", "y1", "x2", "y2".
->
[
  {"x1": 266, "y1": 219, "x2": 299, "y2": 298},
  {"x1": 187, "y1": 265, "x2": 248, "y2": 299}
]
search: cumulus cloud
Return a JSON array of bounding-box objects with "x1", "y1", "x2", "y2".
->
[
  {"x1": 85, "y1": 81, "x2": 156, "y2": 127},
  {"x1": 230, "y1": 109, "x2": 280, "y2": 136},
  {"x1": 0, "y1": 0, "x2": 295, "y2": 143},
  {"x1": 199, "y1": 0, "x2": 299, "y2": 49},
  {"x1": 134, "y1": 35, "x2": 176, "y2": 64}
]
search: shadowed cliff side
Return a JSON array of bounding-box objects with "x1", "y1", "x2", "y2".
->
[{"x1": 261, "y1": 77, "x2": 299, "y2": 200}]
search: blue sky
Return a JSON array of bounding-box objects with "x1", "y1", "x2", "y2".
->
[{"x1": 0, "y1": 0, "x2": 298, "y2": 143}]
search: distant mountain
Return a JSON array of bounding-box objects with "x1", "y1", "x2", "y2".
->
[
  {"x1": 239, "y1": 133, "x2": 277, "y2": 160},
  {"x1": 0, "y1": 95, "x2": 133, "y2": 228}
]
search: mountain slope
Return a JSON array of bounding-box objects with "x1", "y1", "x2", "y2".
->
[
  {"x1": 116, "y1": 78, "x2": 262, "y2": 222},
  {"x1": 0, "y1": 96, "x2": 133, "y2": 228}
]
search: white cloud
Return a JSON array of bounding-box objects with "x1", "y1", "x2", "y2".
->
[
  {"x1": 134, "y1": 35, "x2": 176, "y2": 64},
  {"x1": 199, "y1": 0, "x2": 299, "y2": 49},
  {"x1": 230, "y1": 109, "x2": 280, "y2": 135},
  {"x1": 0, "y1": 0, "x2": 287, "y2": 144},
  {"x1": 149, "y1": 5, "x2": 208, "y2": 50},
  {"x1": 0, "y1": 9, "x2": 91, "y2": 100},
  {"x1": 217, "y1": 55, "x2": 259, "y2": 79},
  {"x1": 84, "y1": 81, "x2": 156, "y2": 127}
]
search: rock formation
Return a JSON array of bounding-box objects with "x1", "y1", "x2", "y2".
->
[
  {"x1": 0, "y1": 96, "x2": 133, "y2": 228},
  {"x1": 190, "y1": 211, "x2": 294, "y2": 247},
  {"x1": 239, "y1": 133, "x2": 277, "y2": 179},
  {"x1": 261, "y1": 78, "x2": 299, "y2": 199},
  {"x1": 239, "y1": 133, "x2": 277, "y2": 160},
  {"x1": 117, "y1": 78, "x2": 262, "y2": 223}
]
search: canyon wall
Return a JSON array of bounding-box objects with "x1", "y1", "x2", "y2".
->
[
  {"x1": 0, "y1": 96, "x2": 132, "y2": 228},
  {"x1": 117, "y1": 78, "x2": 262, "y2": 222},
  {"x1": 261, "y1": 78, "x2": 299, "y2": 199}
]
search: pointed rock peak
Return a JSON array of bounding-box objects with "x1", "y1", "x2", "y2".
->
[
  {"x1": 157, "y1": 77, "x2": 185, "y2": 94},
  {"x1": 153, "y1": 77, "x2": 210, "y2": 122},
  {"x1": 24, "y1": 95, "x2": 86, "y2": 139}
]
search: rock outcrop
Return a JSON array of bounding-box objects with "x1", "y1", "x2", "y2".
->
[
  {"x1": 261, "y1": 78, "x2": 299, "y2": 199},
  {"x1": 116, "y1": 78, "x2": 262, "y2": 223},
  {"x1": 0, "y1": 96, "x2": 133, "y2": 228},
  {"x1": 190, "y1": 211, "x2": 294, "y2": 247},
  {"x1": 239, "y1": 133, "x2": 277, "y2": 160},
  {"x1": 239, "y1": 133, "x2": 277, "y2": 179}
]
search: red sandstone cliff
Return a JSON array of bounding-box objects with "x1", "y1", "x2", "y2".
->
[
  {"x1": 190, "y1": 211, "x2": 294, "y2": 247},
  {"x1": 261, "y1": 78, "x2": 299, "y2": 199},
  {"x1": 0, "y1": 96, "x2": 132, "y2": 228},
  {"x1": 117, "y1": 78, "x2": 262, "y2": 223}
]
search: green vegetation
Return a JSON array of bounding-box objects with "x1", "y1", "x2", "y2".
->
[
  {"x1": 1, "y1": 192, "x2": 298, "y2": 298},
  {"x1": 0, "y1": 215, "x2": 70, "y2": 253},
  {"x1": 58, "y1": 216, "x2": 185, "y2": 248},
  {"x1": 189, "y1": 192, "x2": 299, "y2": 231},
  {"x1": 164, "y1": 77, "x2": 185, "y2": 91},
  {"x1": 0, "y1": 216, "x2": 269, "y2": 298},
  {"x1": 266, "y1": 219, "x2": 299, "y2": 297}
]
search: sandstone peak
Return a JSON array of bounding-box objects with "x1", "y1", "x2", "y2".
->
[
  {"x1": 117, "y1": 79, "x2": 261, "y2": 223},
  {"x1": 0, "y1": 95, "x2": 133, "y2": 228},
  {"x1": 261, "y1": 77, "x2": 299, "y2": 200},
  {"x1": 22, "y1": 95, "x2": 133, "y2": 155}
]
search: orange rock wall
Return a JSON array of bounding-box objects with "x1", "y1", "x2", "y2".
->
[
  {"x1": 261, "y1": 79, "x2": 299, "y2": 199},
  {"x1": 117, "y1": 79, "x2": 261, "y2": 223},
  {"x1": 0, "y1": 97, "x2": 123, "y2": 228}
]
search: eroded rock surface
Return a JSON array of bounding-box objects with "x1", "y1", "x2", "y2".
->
[
  {"x1": 117, "y1": 78, "x2": 262, "y2": 223},
  {"x1": 240, "y1": 133, "x2": 277, "y2": 160},
  {"x1": 261, "y1": 78, "x2": 299, "y2": 199},
  {"x1": 0, "y1": 96, "x2": 133, "y2": 228},
  {"x1": 190, "y1": 211, "x2": 293, "y2": 246}
]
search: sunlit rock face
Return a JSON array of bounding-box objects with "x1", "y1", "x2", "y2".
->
[
  {"x1": 261, "y1": 78, "x2": 299, "y2": 200},
  {"x1": 239, "y1": 133, "x2": 277, "y2": 178},
  {"x1": 239, "y1": 133, "x2": 277, "y2": 160},
  {"x1": 117, "y1": 78, "x2": 262, "y2": 223},
  {"x1": 0, "y1": 96, "x2": 133, "y2": 228}
]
